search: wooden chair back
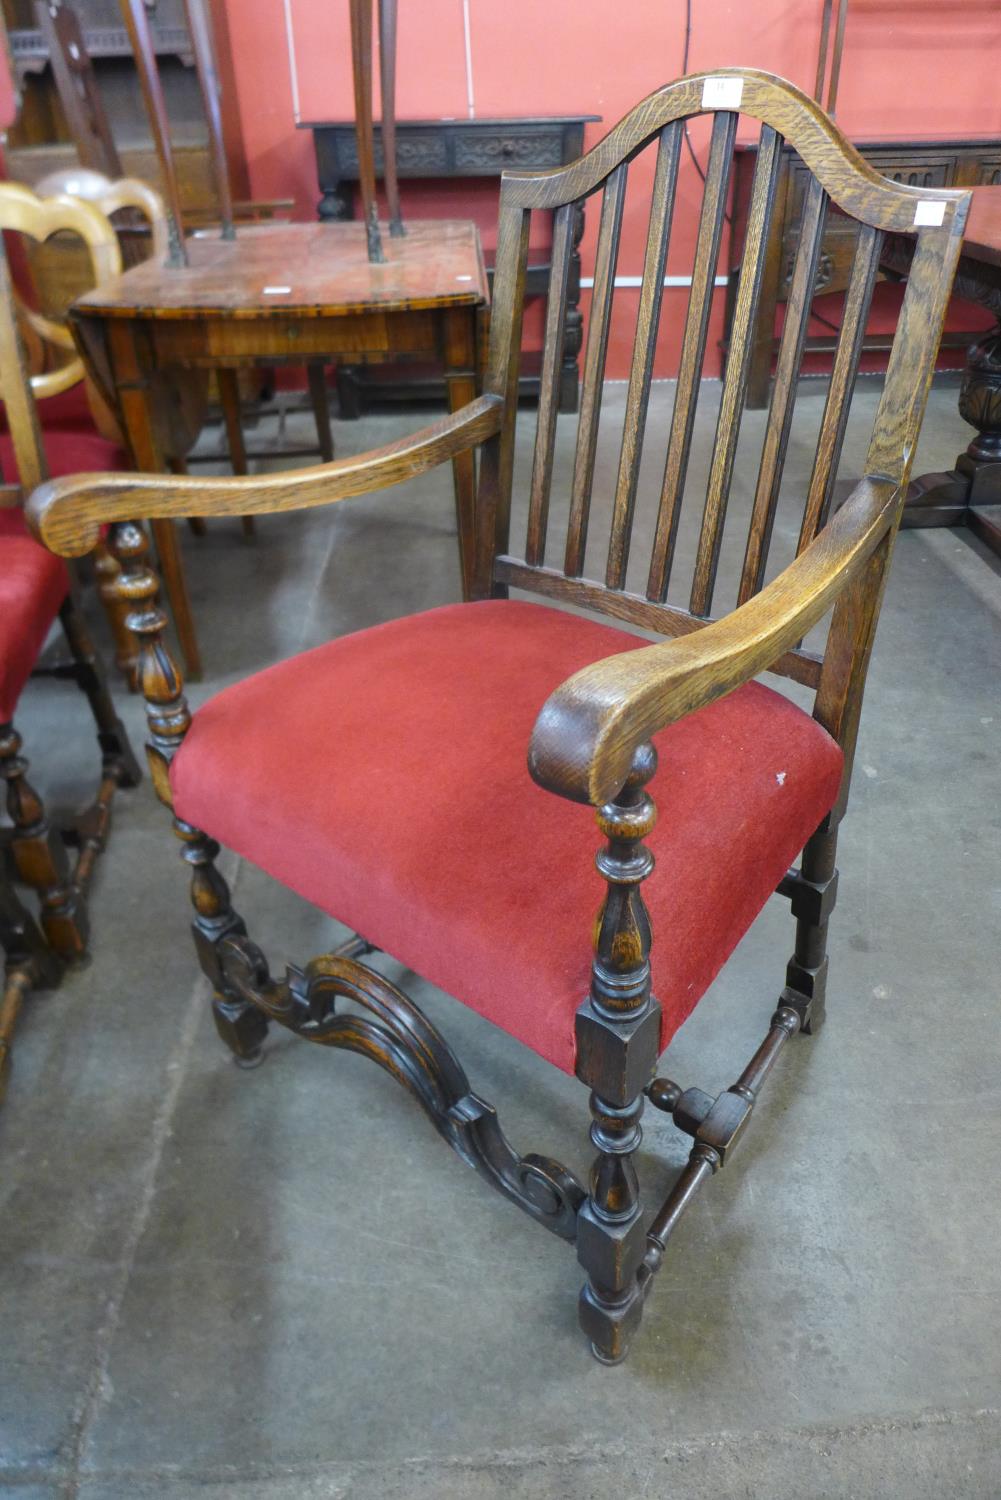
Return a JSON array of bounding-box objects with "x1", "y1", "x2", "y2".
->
[
  {"x1": 34, "y1": 165, "x2": 170, "y2": 264},
  {"x1": 119, "y1": 0, "x2": 233, "y2": 265},
  {"x1": 34, "y1": 0, "x2": 123, "y2": 178},
  {"x1": 475, "y1": 69, "x2": 966, "y2": 775},
  {"x1": 0, "y1": 182, "x2": 120, "y2": 478}
]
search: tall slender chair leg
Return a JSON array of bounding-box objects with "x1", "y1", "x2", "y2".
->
[
  {"x1": 307, "y1": 363, "x2": 335, "y2": 463},
  {"x1": 182, "y1": 0, "x2": 236, "y2": 241},
  {"x1": 58, "y1": 593, "x2": 142, "y2": 788},
  {"x1": 783, "y1": 819, "x2": 839, "y2": 1035},
  {"x1": 104, "y1": 518, "x2": 267, "y2": 1062},
  {"x1": 378, "y1": 0, "x2": 404, "y2": 238},
  {"x1": 217, "y1": 370, "x2": 256, "y2": 539},
  {"x1": 349, "y1": 0, "x2": 383, "y2": 263},
  {"x1": 574, "y1": 744, "x2": 662, "y2": 1364},
  {"x1": 0, "y1": 723, "x2": 87, "y2": 959}
]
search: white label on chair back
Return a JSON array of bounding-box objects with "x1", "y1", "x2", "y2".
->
[
  {"x1": 913, "y1": 200, "x2": 946, "y2": 227},
  {"x1": 702, "y1": 77, "x2": 744, "y2": 109},
  {"x1": 263, "y1": 286, "x2": 293, "y2": 295}
]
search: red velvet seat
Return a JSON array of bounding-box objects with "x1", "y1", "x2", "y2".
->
[
  {"x1": 0, "y1": 383, "x2": 96, "y2": 435},
  {"x1": 0, "y1": 427, "x2": 127, "y2": 721},
  {"x1": 0, "y1": 507, "x2": 69, "y2": 722},
  {"x1": 170, "y1": 601, "x2": 843, "y2": 1074},
  {"x1": 0, "y1": 426, "x2": 127, "y2": 483}
]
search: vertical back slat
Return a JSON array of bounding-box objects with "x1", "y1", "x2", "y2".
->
[
  {"x1": 798, "y1": 221, "x2": 882, "y2": 552},
  {"x1": 739, "y1": 175, "x2": 828, "y2": 606},
  {"x1": 689, "y1": 125, "x2": 783, "y2": 617},
  {"x1": 0, "y1": 240, "x2": 48, "y2": 495},
  {"x1": 475, "y1": 199, "x2": 531, "y2": 597},
  {"x1": 604, "y1": 123, "x2": 683, "y2": 588},
  {"x1": 565, "y1": 163, "x2": 628, "y2": 575},
  {"x1": 525, "y1": 202, "x2": 576, "y2": 566},
  {"x1": 645, "y1": 111, "x2": 738, "y2": 602}
]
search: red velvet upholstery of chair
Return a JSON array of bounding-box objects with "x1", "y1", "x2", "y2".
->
[
  {"x1": 171, "y1": 600, "x2": 843, "y2": 1074},
  {"x1": 0, "y1": 194, "x2": 140, "y2": 1104},
  {"x1": 28, "y1": 72, "x2": 969, "y2": 1362}
]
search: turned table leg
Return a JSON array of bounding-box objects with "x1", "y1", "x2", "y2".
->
[
  {"x1": 902, "y1": 324, "x2": 1001, "y2": 556},
  {"x1": 106, "y1": 321, "x2": 203, "y2": 680}
]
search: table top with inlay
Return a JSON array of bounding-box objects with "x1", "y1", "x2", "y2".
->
[{"x1": 73, "y1": 219, "x2": 489, "y2": 319}]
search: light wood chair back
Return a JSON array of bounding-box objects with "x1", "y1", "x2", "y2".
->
[
  {"x1": 35, "y1": 166, "x2": 170, "y2": 263},
  {"x1": 0, "y1": 182, "x2": 118, "y2": 454},
  {"x1": 476, "y1": 68, "x2": 967, "y2": 788}
]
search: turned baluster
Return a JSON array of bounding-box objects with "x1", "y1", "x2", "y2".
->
[
  {"x1": 0, "y1": 723, "x2": 87, "y2": 958},
  {"x1": 574, "y1": 742, "x2": 662, "y2": 1364},
  {"x1": 105, "y1": 519, "x2": 267, "y2": 1061}
]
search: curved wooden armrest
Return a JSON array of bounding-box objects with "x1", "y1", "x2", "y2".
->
[
  {"x1": 27, "y1": 395, "x2": 504, "y2": 557},
  {"x1": 529, "y1": 476, "x2": 900, "y2": 807}
]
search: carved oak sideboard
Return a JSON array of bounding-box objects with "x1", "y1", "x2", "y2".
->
[
  {"x1": 727, "y1": 137, "x2": 1001, "y2": 408},
  {"x1": 302, "y1": 114, "x2": 600, "y2": 413}
]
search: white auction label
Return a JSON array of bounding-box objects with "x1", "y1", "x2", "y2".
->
[
  {"x1": 702, "y1": 76, "x2": 744, "y2": 109},
  {"x1": 263, "y1": 285, "x2": 293, "y2": 295},
  {"x1": 913, "y1": 200, "x2": 946, "y2": 227}
]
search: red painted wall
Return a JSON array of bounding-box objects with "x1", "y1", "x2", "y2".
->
[{"x1": 222, "y1": 1, "x2": 1001, "y2": 376}]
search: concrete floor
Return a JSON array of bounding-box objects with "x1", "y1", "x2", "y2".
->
[{"x1": 2, "y1": 376, "x2": 1000, "y2": 1499}]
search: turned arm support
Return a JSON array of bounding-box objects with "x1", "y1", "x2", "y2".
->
[
  {"x1": 529, "y1": 476, "x2": 900, "y2": 807},
  {"x1": 26, "y1": 394, "x2": 504, "y2": 557}
]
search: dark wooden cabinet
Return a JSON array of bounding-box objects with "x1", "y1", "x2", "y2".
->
[
  {"x1": 728, "y1": 138, "x2": 1001, "y2": 407},
  {"x1": 302, "y1": 114, "x2": 599, "y2": 414}
]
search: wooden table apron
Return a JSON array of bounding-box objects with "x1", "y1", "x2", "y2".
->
[{"x1": 68, "y1": 221, "x2": 488, "y2": 678}]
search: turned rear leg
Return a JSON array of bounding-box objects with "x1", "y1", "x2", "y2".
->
[{"x1": 782, "y1": 819, "x2": 839, "y2": 1035}]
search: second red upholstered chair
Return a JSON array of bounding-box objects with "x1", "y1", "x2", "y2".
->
[
  {"x1": 0, "y1": 196, "x2": 140, "y2": 1102},
  {"x1": 29, "y1": 72, "x2": 969, "y2": 1363}
]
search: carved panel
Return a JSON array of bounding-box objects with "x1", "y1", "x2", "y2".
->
[
  {"x1": 454, "y1": 131, "x2": 565, "y2": 170},
  {"x1": 336, "y1": 134, "x2": 448, "y2": 175}
]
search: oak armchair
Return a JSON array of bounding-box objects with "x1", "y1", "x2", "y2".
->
[{"x1": 28, "y1": 71, "x2": 967, "y2": 1363}]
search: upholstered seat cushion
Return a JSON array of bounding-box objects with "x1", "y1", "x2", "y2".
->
[
  {"x1": 0, "y1": 383, "x2": 94, "y2": 434},
  {"x1": 0, "y1": 426, "x2": 127, "y2": 484},
  {"x1": 170, "y1": 601, "x2": 843, "y2": 1074},
  {"x1": 0, "y1": 427, "x2": 127, "y2": 721},
  {"x1": 0, "y1": 506, "x2": 69, "y2": 722}
]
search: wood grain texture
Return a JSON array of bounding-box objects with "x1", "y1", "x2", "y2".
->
[
  {"x1": 71, "y1": 220, "x2": 489, "y2": 318},
  {"x1": 500, "y1": 70, "x2": 966, "y2": 233},
  {"x1": 605, "y1": 123, "x2": 681, "y2": 590},
  {"x1": 689, "y1": 124, "x2": 782, "y2": 616},
  {"x1": 798, "y1": 222, "x2": 882, "y2": 553},
  {"x1": 739, "y1": 176, "x2": 828, "y2": 605},
  {"x1": 565, "y1": 163, "x2": 627, "y2": 576},
  {"x1": 525, "y1": 202, "x2": 575, "y2": 566},
  {"x1": 646, "y1": 112, "x2": 737, "y2": 603},
  {"x1": 528, "y1": 476, "x2": 901, "y2": 806}
]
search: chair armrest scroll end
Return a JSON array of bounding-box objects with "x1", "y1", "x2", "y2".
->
[{"x1": 27, "y1": 474, "x2": 111, "y2": 557}]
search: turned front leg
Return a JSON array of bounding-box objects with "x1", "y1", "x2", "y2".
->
[
  {"x1": 104, "y1": 520, "x2": 268, "y2": 1062},
  {"x1": 574, "y1": 743, "x2": 662, "y2": 1364}
]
